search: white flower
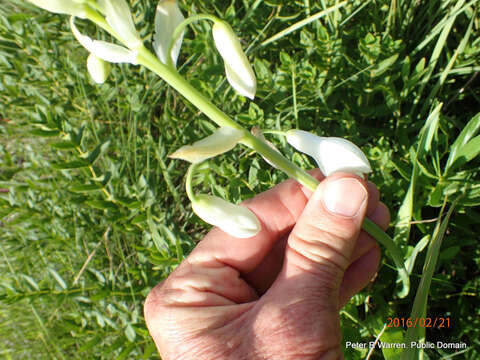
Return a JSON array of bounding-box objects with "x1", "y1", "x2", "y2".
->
[
  {"x1": 169, "y1": 127, "x2": 244, "y2": 163},
  {"x1": 27, "y1": 0, "x2": 88, "y2": 18},
  {"x1": 192, "y1": 195, "x2": 261, "y2": 238},
  {"x1": 87, "y1": 54, "x2": 110, "y2": 83},
  {"x1": 70, "y1": 17, "x2": 138, "y2": 64},
  {"x1": 286, "y1": 129, "x2": 372, "y2": 176},
  {"x1": 102, "y1": 0, "x2": 142, "y2": 49},
  {"x1": 212, "y1": 21, "x2": 256, "y2": 99},
  {"x1": 154, "y1": 0, "x2": 185, "y2": 66}
]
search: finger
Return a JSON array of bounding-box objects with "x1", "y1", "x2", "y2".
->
[
  {"x1": 188, "y1": 169, "x2": 324, "y2": 275},
  {"x1": 243, "y1": 189, "x2": 387, "y2": 295},
  {"x1": 339, "y1": 246, "x2": 381, "y2": 308},
  {"x1": 267, "y1": 173, "x2": 369, "y2": 307}
]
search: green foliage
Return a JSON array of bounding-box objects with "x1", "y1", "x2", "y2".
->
[{"x1": 1, "y1": 0, "x2": 480, "y2": 359}]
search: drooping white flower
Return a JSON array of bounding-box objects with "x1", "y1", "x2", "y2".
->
[
  {"x1": 286, "y1": 129, "x2": 372, "y2": 176},
  {"x1": 212, "y1": 21, "x2": 256, "y2": 99},
  {"x1": 192, "y1": 194, "x2": 261, "y2": 238},
  {"x1": 102, "y1": 0, "x2": 142, "y2": 49},
  {"x1": 154, "y1": 0, "x2": 185, "y2": 66},
  {"x1": 70, "y1": 17, "x2": 138, "y2": 64},
  {"x1": 87, "y1": 53, "x2": 110, "y2": 83},
  {"x1": 169, "y1": 127, "x2": 244, "y2": 163},
  {"x1": 27, "y1": 0, "x2": 88, "y2": 18}
]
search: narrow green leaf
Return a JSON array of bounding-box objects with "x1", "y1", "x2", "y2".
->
[
  {"x1": 85, "y1": 199, "x2": 118, "y2": 210},
  {"x1": 84, "y1": 140, "x2": 110, "y2": 165},
  {"x1": 394, "y1": 104, "x2": 442, "y2": 247},
  {"x1": 52, "y1": 160, "x2": 90, "y2": 170},
  {"x1": 30, "y1": 129, "x2": 60, "y2": 137},
  {"x1": 48, "y1": 268, "x2": 67, "y2": 290},
  {"x1": 371, "y1": 54, "x2": 399, "y2": 77},
  {"x1": 261, "y1": 1, "x2": 348, "y2": 46},
  {"x1": 445, "y1": 112, "x2": 480, "y2": 171},
  {"x1": 400, "y1": 199, "x2": 458, "y2": 360},
  {"x1": 69, "y1": 184, "x2": 104, "y2": 193},
  {"x1": 405, "y1": 235, "x2": 430, "y2": 275},
  {"x1": 50, "y1": 141, "x2": 77, "y2": 150}
]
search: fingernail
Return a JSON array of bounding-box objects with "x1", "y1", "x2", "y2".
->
[{"x1": 323, "y1": 178, "x2": 367, "y2": 217}]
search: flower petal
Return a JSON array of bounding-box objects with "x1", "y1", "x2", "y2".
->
[
  {"x1": 212, "y1": 21, "x2": 256, "y2": 99},
  {"x1": 102, "y1": 0, "x2": 142, "y2": 49},
  {"x1": 70, "y1": 17, "x2": 138, "y2": 64},
  {"x1": 192, "y1": 195, "x2": 261, "y2": 238},
  {"x1": 286, "y1": 129, "x2": 372, "y2": 176},
  {"x1": 169, "y1": 127, "x2": 243, "y2": 163},
  {"x1": 154, "y1": 0, "x2": 185, "y2": 66},
  {"x1": 317, "y1": 137, "x2": 372, "y2": 176},
  {"x1": 28, "y1": 0, "x2": 88, "y2": 18},
  {"x1": 87, "y1": 53, "x2": 110, "y2": 83}
]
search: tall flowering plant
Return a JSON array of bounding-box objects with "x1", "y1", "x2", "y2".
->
[{"x1": 25, "y1": 0, "x2": 409, "y2": 292}]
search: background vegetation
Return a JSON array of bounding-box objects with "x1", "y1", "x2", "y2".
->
[{"x1": 1, "y1": 0, "x2": 479, "y2": 358}]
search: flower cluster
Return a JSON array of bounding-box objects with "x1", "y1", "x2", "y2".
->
[{"x1": 27, "y1": 0, "x2": 372, "y2": 239}]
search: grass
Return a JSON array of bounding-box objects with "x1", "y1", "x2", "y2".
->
[{"x1": 1, "y1": 0, "x2": 480, "y2": 359}]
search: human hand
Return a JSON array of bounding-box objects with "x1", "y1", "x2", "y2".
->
[{"x1": 144, "y1": 171, "x2": 389, "y2": 360}]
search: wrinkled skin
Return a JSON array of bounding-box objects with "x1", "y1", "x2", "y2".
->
[{"x1": 144, "y1": 171, "x2": 389, "y2": 360}]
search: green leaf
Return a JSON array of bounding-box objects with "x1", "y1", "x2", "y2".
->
[
  {"x1": 50, "y1": 141, "x2": 77, "y2": 150},
  {"x1": 52, "y1": 160, "x2": 90, "y2": 170},
  {"x1": 394, "y1": 103, "x2": 442, "y2": 246},
  {"x1": 85, "y1": 199, "x2": 118, "y2": 210},
  {"x1": 371, "y1": 54, "x2": 399, "y2": 77},
  {"x1": 69, "y1": 184, "x2": 104, "y2": 193},
  {"x1": 84, "y1": 140, "x2": 110, "y2": 165},
  {"x1": 445, "y1": 113, "x2": 480, "y2": 170},
  {"x1": 401, "y1": 199, "x2": 458, "y2": 360},
  {"x1": 48, "y1": 268, "x2": 67, "y2": 290},
  {"x1": 30, "y1": 129, "x2": 60, "y2": 137}
]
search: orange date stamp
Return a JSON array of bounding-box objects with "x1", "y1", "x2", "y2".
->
[{"x1": 387, "y1": 317, "x2": 451, "y2": 329}]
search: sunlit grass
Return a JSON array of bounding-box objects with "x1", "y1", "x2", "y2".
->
[{"x1": 1, "y1": 0, "x2": 479, "y2": 359}]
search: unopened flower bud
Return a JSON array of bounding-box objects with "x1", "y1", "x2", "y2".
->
[
  {"x1": 286, "y1": 129, "x2": 372, "y2": 176},
  {"x1": 87, "y1": 53, "x2": 110, "y2": 83},
  {"x1": 169, "y1": 127, "x2": 243, "y2": 163},
  {"x1": 212, "y1": 21, "x2": 256, "y2": 99},
  {"x1": 154, "y1": 0, "x2": 185, "y2": 66},
  {"x1": 192, "y1": 195, "x2": 261, "y2": 238}
]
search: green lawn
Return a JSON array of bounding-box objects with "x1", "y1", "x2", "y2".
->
[{"x1": 1, "y1": 0, "x2": 479, "y2": 359}]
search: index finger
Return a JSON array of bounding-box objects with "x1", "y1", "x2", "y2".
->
[{"x1": 187, "y1": 169, "x2": 325, "y2": 274}]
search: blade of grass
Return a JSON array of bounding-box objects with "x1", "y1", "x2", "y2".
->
[
  {"x1": 260, "y1": 1, "x2": 348, "y2": 47},
  {"x1": 409, "y1": 0, "x2": 464, "y2": 117},
  {"x1": 393, "y1": 104, "x2": 442, "y2": 296},
  {"x1": 400, "y1": 197, "x2": 459, "y2": 360},
  {"x1": 420, "y1": 7, "x2": 476, "y2": 116}
]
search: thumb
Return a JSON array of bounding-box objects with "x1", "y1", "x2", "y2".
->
[{"x1": 275, "y1": 173, "x2": 369, "y2": 304}]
